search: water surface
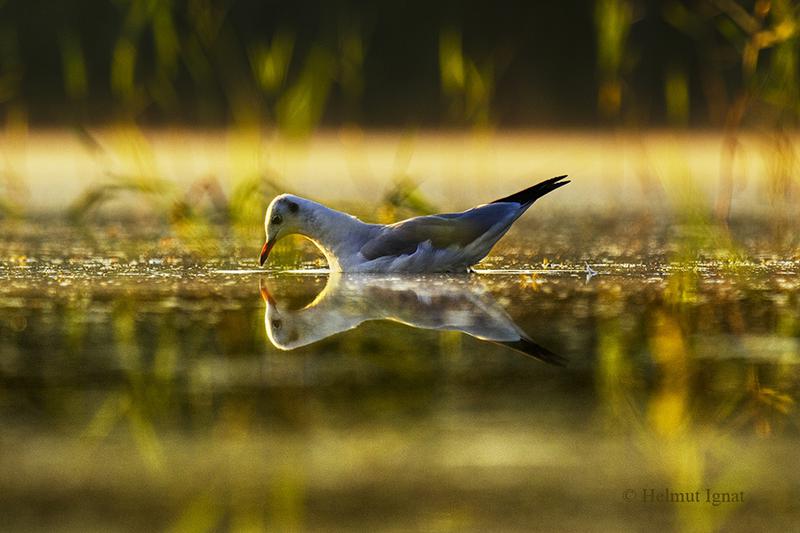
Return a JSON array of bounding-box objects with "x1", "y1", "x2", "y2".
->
[{"x1": 1, "y1": 216, "x2": 798, "y2": 531}]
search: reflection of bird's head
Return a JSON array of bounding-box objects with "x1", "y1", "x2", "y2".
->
[
  {"x1": 264, "y1": 302, "x2": 303, "y2": 349},
  {"x1": 260, "y1": 275, "x2": 342, "y2": 350}
]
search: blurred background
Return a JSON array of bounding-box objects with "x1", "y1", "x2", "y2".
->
[
  {"x1": 3, "y1": 0, "x2": 800, "y2": 129},
  {"x1": 1, "y1": 0, "x2": 799, "y2": 223},
  {"x1": 1, "y1": 1, "x2": 800, "y2": 532}
]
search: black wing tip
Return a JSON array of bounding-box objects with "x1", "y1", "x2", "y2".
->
[
  {"x1": 497, "y1": 337, "x2": 567, "y2": 367},
  {"x1": 491, "y1": 175, "x2": 570, "y2": 206}
]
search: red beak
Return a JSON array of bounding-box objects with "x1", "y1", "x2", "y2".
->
[
  {"x1": 259, "y1": 279, "x2": 276, "y2": 304},
  {"x1": 259, "y1": 239, "x2": 275, "y2": 266}
]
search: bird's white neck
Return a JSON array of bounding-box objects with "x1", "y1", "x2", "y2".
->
[{"x1": 295, "y1": 201, "x2": 376, "y2": 271}]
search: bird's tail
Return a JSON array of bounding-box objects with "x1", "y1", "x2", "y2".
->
[
  {"x1": 491, "y1": 175, "x2": 570, "y2": 206},
  {"x1": 490, "y1": 336, "x2": 567, "y2": 366}
]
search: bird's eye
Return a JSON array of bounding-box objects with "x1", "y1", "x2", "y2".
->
[
  {"x1": 271, "y1": 319, "x2": 282, "y2": 330},
  {"x1": 271, "y1": 214, "x2": 283, "y2": 225}
]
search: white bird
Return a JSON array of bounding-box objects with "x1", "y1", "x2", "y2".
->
[
  {"x1": 261, "y1": 274, "x2": 565, "y2": 365},
  {"x1": 259, "y1": 175, "x2": 569, "y2": 273}
]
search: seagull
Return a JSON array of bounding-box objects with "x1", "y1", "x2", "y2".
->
[
  {"x1": 259, "y1": 175, "x2": 570, "y2": 273},
  {"x1": 261, "y1": 274, "x2": 565, "y2": 365}
]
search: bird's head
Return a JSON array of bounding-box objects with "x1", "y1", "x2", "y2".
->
[{"x1": 260, "y1": 194, "x2": 306, "y2": 266}]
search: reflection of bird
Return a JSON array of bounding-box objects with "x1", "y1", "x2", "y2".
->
[
  {"x1": 261, "y1": 274, "x2": 565, "y2": 365},
  {"x1": 259, "y1": 175, "x2": 569, "y2": 272}
]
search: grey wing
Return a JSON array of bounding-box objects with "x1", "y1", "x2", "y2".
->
[{"x1": 360, "y1": 203, "x2": 518, "y2": 260}]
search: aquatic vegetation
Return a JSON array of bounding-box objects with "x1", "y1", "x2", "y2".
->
[
  {"x1": 438, "y1": 27, "x2": 496, "y2": 127},
  {"x1": 594, "y1": 0, "x2": 634, "y2": 119},
  {"x1": 663, "y1": 0, "x2": 800, "y2": 220}
]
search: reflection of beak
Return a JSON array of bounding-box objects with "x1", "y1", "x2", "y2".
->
[
  {"x1": 259, "y1": 239, "x2": 275, "y2": 266},
  {"x1": 259, "y1": 279, "x2": 276, "y2": 305}
]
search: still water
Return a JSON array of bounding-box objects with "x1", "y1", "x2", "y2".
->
[{"x1": 1, "y1": 216, "x2": 798, "y2": 531}]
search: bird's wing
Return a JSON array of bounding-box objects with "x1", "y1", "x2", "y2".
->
[
  {"x1": 360, "y1": 280, "x2": 566, "y2": 366},
  {"x1": 360, "y1": 203, "x2": 517, "y2": 260}
]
